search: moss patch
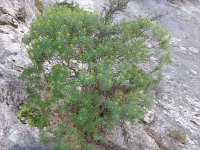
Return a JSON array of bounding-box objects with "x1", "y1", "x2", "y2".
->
[
  {"x1": 16, "y1": 7, "x2": 27, "y2": 23},
  {"x1": 168, "y1": 130, "x2": 187, "y2": 144},
  {"x1": 34, "y1": 0, "x2": 43, "y2": 13}
]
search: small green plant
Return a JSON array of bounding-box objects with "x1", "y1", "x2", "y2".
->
[
  {"x1": 34, "y1": 0, "x2": 43, "y2": 13},
  {"x1": 20, "y1": 1, "x2": 171, "y2": 149},
  {"x1": 16, "y1": 7, "x2": 27, "y2": 23},
  {"x1": 168, "y1": 130, "x2": 187, "y2": 144}
]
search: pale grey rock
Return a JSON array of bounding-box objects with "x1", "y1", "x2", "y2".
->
[
  {"x1": 0, "y1": 0, "x2": 51, "y2": 149},
  {"x1": 101, "y1": 122, "x2": 159, "y2": 150},
  {"x1": 123, "y1": 122, "x2": 159, "y2": 150},
  {"x1": 189, "y1": 47, "x2": 199, "y2": 54},
  {"x1": 0, "y1": 103, "x2": 51, "y2": 150},
  {"x1": 108, "y1": 124, "x2": 126, "y2": 149}
]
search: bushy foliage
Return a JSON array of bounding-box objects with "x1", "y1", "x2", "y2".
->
[{"x1": 19, "y1": 3, "x2": 170, "y2": 149}]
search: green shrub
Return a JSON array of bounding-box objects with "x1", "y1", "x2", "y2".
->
[{"x1": 20, "y1": 3, "x2": 170, "y2": 149}]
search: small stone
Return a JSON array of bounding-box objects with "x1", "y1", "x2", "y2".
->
[
  {"x1": 189, "y1": 47, "x2": 199, "y2": 54},
  {"x1": 190, "y1": 70, "x2": 198, "y2": 76},
  {"x1": 182, "y1": 84, "x2": 189, "y2": 88},
  {"x1": 150, "y1": 57, "x2": 157, "y2": 62},
  {"x1": 180, "y1": 45, "x2": 186, "y2": 51}
]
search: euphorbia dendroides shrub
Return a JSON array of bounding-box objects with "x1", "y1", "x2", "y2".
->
[{"x1": 19, "y1": 2, "x2": 171, "y2": 149}]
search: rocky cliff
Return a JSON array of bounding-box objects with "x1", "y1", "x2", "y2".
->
[{"x1": 0, "y1": 0, "x2": 200, "y2": 150}]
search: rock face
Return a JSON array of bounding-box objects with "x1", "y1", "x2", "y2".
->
[
  {"x1": 0, "y1": 105, "x2": 51, "y2": 150},
  {"x1": 0, "y1": 0, "x2": 200, "y2": 150},
  {"x1": 107, "y1": 123, "x2": 159, "y2": 150},
  {"x1": 0, "y1": 0, "x2": 51, "y2": 150}
]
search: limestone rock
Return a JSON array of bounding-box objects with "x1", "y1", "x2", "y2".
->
[
  {"x1": 0, "y1": 0, "x2": 50, "y2": 149},
  {"x1": 0, "y1": 103, "x2": 52, "y2": 150},
  {"x1": 98, "y1": 123, "x2": 159, "y2": 150}
]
